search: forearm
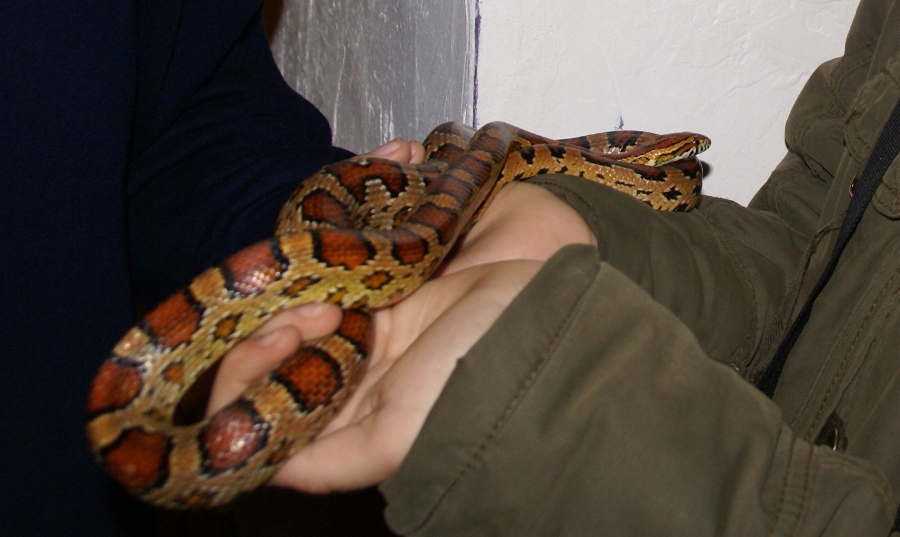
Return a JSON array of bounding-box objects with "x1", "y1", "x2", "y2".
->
[
  {"x1": 528, "y1": 176, "x2": 807, "y2": 369},
  {"x1": 382, "y1": 245, "x2": 894, "y2": 536}
]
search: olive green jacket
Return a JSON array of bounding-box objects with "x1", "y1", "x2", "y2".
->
[{"x1": 381, "y1": 0, "x2": 900, "y2": 534}]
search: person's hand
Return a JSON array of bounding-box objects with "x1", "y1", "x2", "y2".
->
[
  {"x1": 359, "y1": 137, "x2": 426, "y2": 163},
  {"x1": 210, "y1": 148, "x2": 596, "y2": 493},
  {"x1": 213, "y1": 257, "x2": 544, "y2": 492}
]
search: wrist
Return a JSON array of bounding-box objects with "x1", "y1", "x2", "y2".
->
[{"x1": 442, "y1": 182, "x2": 595, "y2": 276}]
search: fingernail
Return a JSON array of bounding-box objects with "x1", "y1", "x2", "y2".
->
[
  {"x1": 370, "y1": 139, "x2": 402, "y2": 157},
  {"x1": 255, "y1": 328, "x2": 283, "y2": 346},
  {"x1": 296, "y1": 303, "x2": 328, "y2": 317}
]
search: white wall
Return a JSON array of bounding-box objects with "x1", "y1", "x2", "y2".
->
[{"x1": 268, "y1": 0, "x2": 859, "y2": 205}]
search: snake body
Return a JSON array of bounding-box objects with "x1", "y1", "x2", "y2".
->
[{"x1": 86, "y1": 121, "x2": 709, "y2": 508}]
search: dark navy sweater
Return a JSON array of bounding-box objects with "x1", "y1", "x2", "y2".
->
[{"x1": 0, "y1": 2, "x2": 352, "y2": 534}]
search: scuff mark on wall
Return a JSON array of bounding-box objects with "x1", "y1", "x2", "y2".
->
[
  {"x1": 472, "y1": 0, "x2": 482, "y2": 128},
  {"x1": 267, "y1": 0, "x2": 857, "y2": 204}
]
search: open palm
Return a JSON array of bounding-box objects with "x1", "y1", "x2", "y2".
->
[{"x1": 210, "y1": 175, "x2": 595, "y2": 493}]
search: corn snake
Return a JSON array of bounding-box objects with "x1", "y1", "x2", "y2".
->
[{"x1": 86, "y1": 121, "x2": 710, "y2": 508}]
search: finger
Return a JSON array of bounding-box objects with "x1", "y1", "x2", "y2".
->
[
  {"x1": 408, "y1": 140, "x2": 426, "y2": 164},
  {"x1": 267, "y1": 273, "x2": 487, "y2": 492},
  {"x1": 322, "y1": 265, "x2": 492, "y2": 431},
  {"x1": 208, "y1": 325, "x2": 304, "y2": 415},
  {"x1": 270, "y1": 261, "x2": 543, "y2": 493},
  {"x1": 248, "y1": 302, "x2": 343, "y2": 339},
  {"x1": 361, "y1": 139, "x2": 413, "y2": 162},
  {"x1": 208, "y1": 303, "x2": 343, "y2": 414}
]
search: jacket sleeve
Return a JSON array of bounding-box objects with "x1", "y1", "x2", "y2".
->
[
  {"x1": 381, "y1": 245, "x2": 895, "y2": 536},
  {"x1": 518, "y1": 0, "x2": 885, "y2": 373},
  {"x1": 126, "y1": 14, "x2": 353, "y2": 306},
  {"x1": 382, "y1": 1, "x2": 900, "y2": 534}
]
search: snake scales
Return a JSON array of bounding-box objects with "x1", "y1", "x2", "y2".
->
[{"x1": 86, "y1": 121, "x2": 710, "y2": 508}]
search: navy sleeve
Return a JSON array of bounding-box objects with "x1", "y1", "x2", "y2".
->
[{"x1": 127, "y1": 15, "x2": 353, "y2": 305}]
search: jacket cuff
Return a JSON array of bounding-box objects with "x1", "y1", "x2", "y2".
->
[
  {"x1": 379, "y1": 244, "x2": 894, "y2": 535},
  {"x1": 380, "y1": 243, "x2": 601, "y2": 532}
]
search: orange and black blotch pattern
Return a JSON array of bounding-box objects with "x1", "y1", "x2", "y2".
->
[
  {"x1": 221, "y1": 239, "x2": 290, "y2": 296},
  {"x1": 366, "y1": 161, "x2": 413, "y2": 199},
  {"x1": 199, "y1": 398, "x2": 269, "y2": 476},
  {"x1": 326, "y1": 159, "x2": 411, "y2": 204},
  {"x1": 141, "y1": 290, "x2": 203, "y2": 348},
  {"x1": 382, "y1": 227, "x2": 429, "y2": 266},
  {"x1": 101, "y1": 427, "x2": 173, "y2": 492},
  {"x1": 430, "y1": 173, "x2": 475, "y2": 209},
  {"x1": 87, "y1": 357, "x2": 145, "y2": 418},
  {"x1": 86, "y1": 121, "x2": 709, "y2": 509},
  {"x1": 272, "y1": 348, "x2": 344, "y2": 413},
  {"x1": 312, "y1": 229, "x2": 376, "y2": 271},
  {"x1": 406, "y1": 202, "x2": 459, "y2": 246},
  {"x1": 272, "y1": 309, "x2": 371, "y2": 413},
  {"x1": 299, "y1": 188, "x2": 354, "y2": 228},
  {"x1": 603, "y1": 130, "x2": 647, "y2": 151},
  {"x1": 337, "y1": 309, "x2": 373, "y2": 353}
]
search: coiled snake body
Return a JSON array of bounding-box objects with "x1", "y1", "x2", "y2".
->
[{"x1": 86, "y1": 121, "x2": 710, "y2": 508}]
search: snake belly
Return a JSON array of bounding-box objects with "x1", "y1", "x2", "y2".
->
[{"x1": 85, "y1": 121, "x2": 710, "y2": 508}]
